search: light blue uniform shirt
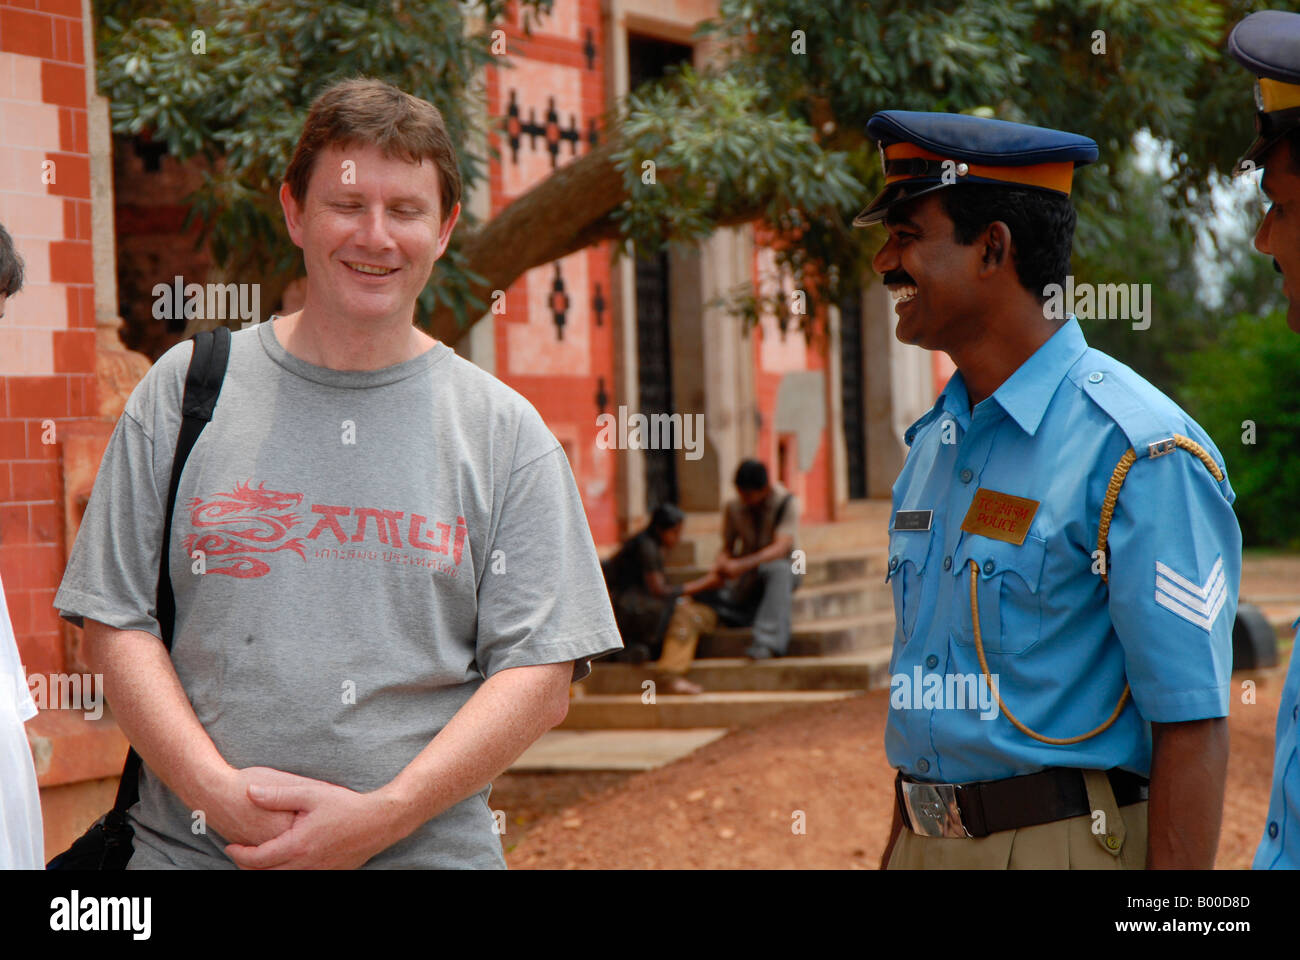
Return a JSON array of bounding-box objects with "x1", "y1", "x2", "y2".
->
[
  {"x1": 886, "y1": 318, "x2": 1241, "y2": 783},
  {"x1": 1254, "y1": 622, "x2": 1300, "y2": 869}
]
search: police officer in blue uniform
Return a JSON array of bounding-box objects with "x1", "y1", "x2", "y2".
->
[
  {"x1": 1228, "y1": 10, "x2": 1300, "y2": 871},
  {"x1": 854, "y1": 110, "x2": 1243, "y2": 869}
]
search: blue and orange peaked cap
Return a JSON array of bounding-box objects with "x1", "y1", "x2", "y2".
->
[
  {"x1": 1228, "y1": 10, "x2": 1300, "y2": 170},
  {"x1": 852, "y1": 110, "x2": 1099, "y2": 227}
]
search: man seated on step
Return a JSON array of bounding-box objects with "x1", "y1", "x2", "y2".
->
[
  {"x1": 603, "y1": 503, "x2": 721, "y2": 694},
  {"x1": 696, "y1": 460, "x2": 803, "y2": 660}
]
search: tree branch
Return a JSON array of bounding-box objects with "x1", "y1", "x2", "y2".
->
[
  {"x1": 431, "y1": 139, "x2": 769, "y2": 344},
  {"x1": 431, "y1": 140, "x2": 624, "y2": 344}
]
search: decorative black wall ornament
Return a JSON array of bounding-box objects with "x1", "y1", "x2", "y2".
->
[
  {"x1": 774, "y1": 288, "x2": 791, "y2": 339},
  {"x1": 549, "y1": 262, "x2": 571, "y2": 340},
  {"x1": 505, "y1": 91, "x2": 582, "y2": 168}
]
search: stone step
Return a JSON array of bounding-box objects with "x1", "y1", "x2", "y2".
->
[
  {"x1": 580, "y1": 651, "x2": 893, "y2": 695},
  {"x1": 668, "y1": 505, "x2": 892, "y2": 559},
  {"x1": 558, "y1": 690, "x2": 862, "y2": 729},
  {"x1": 697, "y1": 611, "x2": 896, "y2": 658},
  {"x1": 664, "y1": 532, "x2": 720, "y2": 567},
  {"x1": 666, "y1": 548, "x2": 889, "y2": 589},
  {"x1": 792, "y1": 577, "x2": 893, "y2": 620},
  {"x1": 509, "y1": 728, "x2": 731, "y2": 772},
  {"x1": 655, "y1": 576, "x2": 895, "y2": 623}
]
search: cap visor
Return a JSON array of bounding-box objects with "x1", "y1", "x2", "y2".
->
[
  {"x1": 1235, "y1": 132, "x2": 1286, "y2": 173},
  {"x1": 852, "y1": 182, "x2": 949, "y2": 227}
]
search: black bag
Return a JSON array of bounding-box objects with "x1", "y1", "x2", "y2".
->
[{"x1": 47, "y1": 326, "x2": 231, "y2": 870}]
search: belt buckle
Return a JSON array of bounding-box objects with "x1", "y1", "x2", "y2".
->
[{"x1": 900, "y1": 780, "x2": 971, "y2": 838}]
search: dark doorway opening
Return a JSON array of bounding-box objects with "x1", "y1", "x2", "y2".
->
[
  {"x1": 839, "y1": 288, "x2": 868, "y2": 500},
  {"x1": 629, "y1": 33, "x2": 692, "y2": 513}
]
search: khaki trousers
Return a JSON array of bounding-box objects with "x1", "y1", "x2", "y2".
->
[
  {"x1": 654, "y1": 601, "x2": 718, "y2": 677},
  {"x1": 888, "y1": 769, "x2": 1149, "y2": 869}
]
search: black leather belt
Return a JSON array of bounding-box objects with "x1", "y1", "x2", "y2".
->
[{"x1": 896, "y1": 767, "x2": 1150, "y2": 839}]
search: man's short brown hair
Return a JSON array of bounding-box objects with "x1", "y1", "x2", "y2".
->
[{"x1": 284, "y1": 77, "x2": 462, "y2": 220}]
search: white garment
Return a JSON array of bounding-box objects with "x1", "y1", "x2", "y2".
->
[{"x1": 0, "y1": 571, "x2": 44, "y2": 869}]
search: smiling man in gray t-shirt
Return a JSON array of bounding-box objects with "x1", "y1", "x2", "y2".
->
[{"x1": 53, "y1": 78, "x2": 621, "y2": 869}]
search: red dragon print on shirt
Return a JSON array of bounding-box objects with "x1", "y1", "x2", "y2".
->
[
  {"x1": 183, "y1": 480, "x2": 308, "y2": 578},
  {"x1": 182, "y1": 479, "x2": 469, "y2": 578}
]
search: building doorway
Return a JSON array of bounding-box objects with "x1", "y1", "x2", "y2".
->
[
  {"x1": 628, "y1": 33, "x2": 692, "y2": 512},
  {"x1": 839, "y1": 287, "x2": 869, "y2": 500}
]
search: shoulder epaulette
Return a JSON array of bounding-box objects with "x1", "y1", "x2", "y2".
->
[{"x1": 1073, "y1": 364, "x2": 1188, "y2": 463}]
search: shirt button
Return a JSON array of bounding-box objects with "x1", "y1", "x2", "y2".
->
[
  {"x1": 925, "y1": 655, "x2": 939, "y2": 669},
  {"x1": 1088, "y1": 371, "x2": 1104, "y2": 383},
  {"x1": 917, "y1": 758, "x2": 930, "y2": 774},
  {"x1": 889, "y1": 556, "x2": 900, "y2": 572},
  {"x1": 983, "y1": 559, "x2": 995, "y2": 575},
  {"x1": 959, "y1": 468, "x2": 973, "y2": 483},
  {"x1": 943, "y1": 555, "x2": 952, "y2": 571},
  {"x1": 1269, "y1": 821, "x2": 1279, "y2": 839}
]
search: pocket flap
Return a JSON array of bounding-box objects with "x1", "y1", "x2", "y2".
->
[
  {"x1": 952, "y1": 532, "x2": 1046, "y2": 594},
  {"x1": 887, "y1": 528, "x2": 932, "y2": 582}
]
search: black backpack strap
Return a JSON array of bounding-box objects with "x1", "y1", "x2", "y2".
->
[
  {"x1": 111, "y1": 326, "x2": 231, "y2": 817},
  {"x1": 155, "y1": 326, "x2": 231, "y2": 653}
]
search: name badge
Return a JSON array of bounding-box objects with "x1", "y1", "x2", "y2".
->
[
  {"x1": 960, "y1": 489, "x2": 1040, "y2": 545},
  {"x1": 893, "y1": 509, "x2": 932, "y2": 532}
]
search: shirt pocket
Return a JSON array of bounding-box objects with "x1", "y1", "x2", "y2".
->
[
  {"x1": 886, "y1": 529, "x2": 932, "y2": 642},
  {"x1": 951, "y1": 532, "x2": 1046, "y2": 656}
]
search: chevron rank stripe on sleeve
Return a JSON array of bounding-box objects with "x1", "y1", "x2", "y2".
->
[{"x1": 1153, "y1": 556, "x2": 1228, "y2": 632}]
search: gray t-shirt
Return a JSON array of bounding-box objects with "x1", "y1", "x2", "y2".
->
[{"x1": 54, "y1": 319, "x2": 622, "y2": 869}]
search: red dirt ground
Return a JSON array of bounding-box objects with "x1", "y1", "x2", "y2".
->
[{"x1": 493, "y1": 652, "x2": 1292, "y2": 869}]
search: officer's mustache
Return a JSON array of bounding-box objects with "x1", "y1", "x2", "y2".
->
[{"x1": 882, "y1": 270, "x2": 917, "y2": 287}]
